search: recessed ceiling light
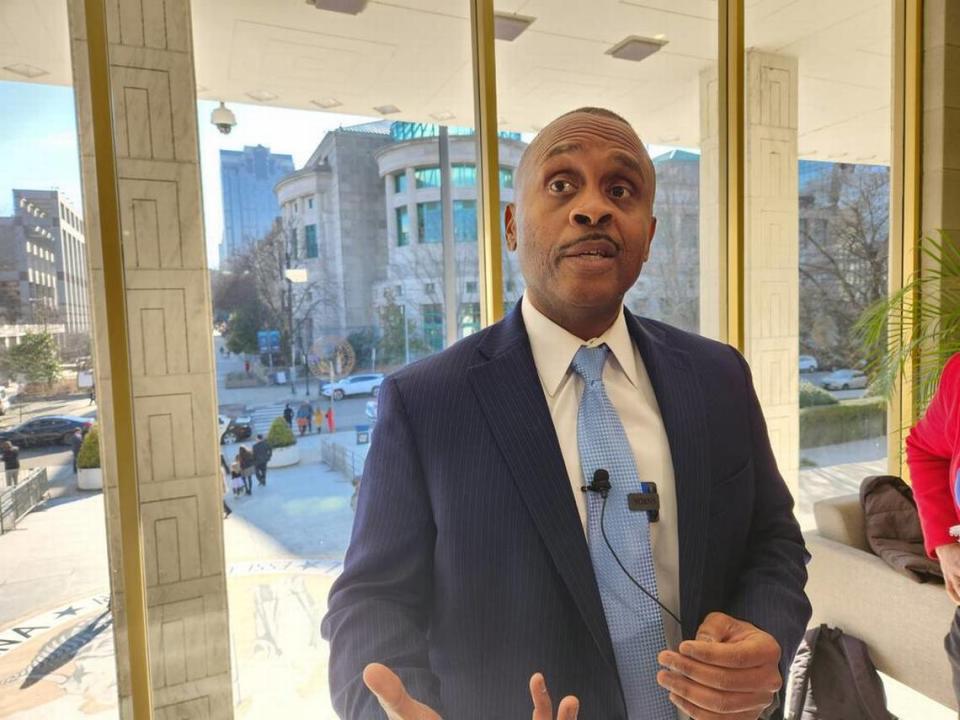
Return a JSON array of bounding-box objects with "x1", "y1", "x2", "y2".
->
[
  {"x1": 430, "y1": 111, "x2": 456, "y2": 122},
  {"x1": 311, "y1": 97, "x2": 343, "y2": 109},
  {"x1": 306, "y1": 0, "x2": 368, "y2": 15},
  {"x1": 606, "y1": 35, "x2": 668, "y2": 63},
  {"x1": 374, "y1": 104, "x2": 401, "y2": 115},
  {"x1": 246, "y1": 89, "x2": 278, "y2": 102},
  {"x1": 3, "y1": 63, "x2": 48, "y2": 79},
  {"x1": 494, "y1": 12, "x2": 536, "y2": 41}
]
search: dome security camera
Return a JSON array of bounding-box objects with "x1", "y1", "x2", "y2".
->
[{"x1": 211, "y1": 101, "x2": 237, "y2": 135}]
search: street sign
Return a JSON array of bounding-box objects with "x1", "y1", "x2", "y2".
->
[{"x1": 257, "y1": 330, "x2": 281, "y2": 354}]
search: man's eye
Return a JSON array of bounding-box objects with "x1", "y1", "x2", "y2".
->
[
  {"x1": 610, "y1": 185, "x2": 632, "y2": 199},
  {"x1": 548, "y1": 179, "x2": 573, "y2": 193}
]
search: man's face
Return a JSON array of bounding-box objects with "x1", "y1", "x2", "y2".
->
[{"x1": 505, "y1": 112, "x2": 656, "y2": 329}]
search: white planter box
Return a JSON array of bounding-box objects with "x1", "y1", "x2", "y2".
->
[
  {"x1": 77, "y1": 467, "x2": 103, "y2": 490},
  {"x1": 267, "y1": 444, "x2": 299, "y2": 468}
]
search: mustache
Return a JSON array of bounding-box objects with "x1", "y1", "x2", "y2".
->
[{"x1": 560, "y1": 233, "x2": 620, "y2": 253}]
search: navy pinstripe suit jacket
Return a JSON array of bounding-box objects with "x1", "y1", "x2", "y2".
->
[{"x1": 322, "y1": 302, "x2": 810, "y2": 719}]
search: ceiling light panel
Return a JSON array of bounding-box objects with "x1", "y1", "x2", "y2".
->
[
  {"x1": 494, "y1": 12, "x2": 535, "y2": 41},
  {"x1": 311, "y1": 97, "x2": 343, "y2": 109},
  {"x1": 245, "y1": 89, "x2": 278, "y2": 102},
  {"x1": 307, "y1": 0, "x2": 369, "y2": 15},
  {"x1": 374, "y1": 104, "x2": 401, "y2": 115},
  {"x1": 3, "y1": 63, "x2": 48, "y2": 78},
  {"x1": 606, "y1": 35, "x2": 668, "y2": 63}
]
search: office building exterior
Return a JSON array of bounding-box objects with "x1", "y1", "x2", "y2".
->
[
  {"x1": 0, "y1": 189, "x2": 89, "y2": 336},
  {"x1": 219, "y1": 145, "x2": 295, "y2": 266}
]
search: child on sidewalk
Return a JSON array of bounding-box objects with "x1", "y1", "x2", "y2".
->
[{"x1": 231, "y1": 462, "x2": 245, "y2": 497}]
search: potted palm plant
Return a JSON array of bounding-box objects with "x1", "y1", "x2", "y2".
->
[
  {"x1": 266, "y1": 416, "x2": 299, "y2": 467},
  {"x1": 77, "y1": 424, "x2": 103, "y2": 490},
  {"x1": 855, "y1": 230, "x2": 960, "y2": 414}
]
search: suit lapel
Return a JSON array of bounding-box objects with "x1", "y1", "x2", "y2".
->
[
  {"x1": 626, "y1": 312, "x2": 712, "y2": 640},
  {"x1": 469, "y1": 307, "x2": 617, "y2": 669}
]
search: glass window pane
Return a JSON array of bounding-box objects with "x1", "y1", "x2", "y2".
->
[
  {"x1": 453, "y1": 200, "x2": 477, "y2": 243},
  {"x1": 396, "y1": 206, "x2": 410, "y2": 246},
  {"x1": 414, "y1": 166, "x2": 441, "y2": 188},
  {"x1": 493, "y1": 3, "x2": 716, "y2": 336},
  {"x1": 394, "y1": 172, "x2": 408, "y2": 193},
  {"x1": 746, "y1": 1, "x2": 892, "y2": 529},
  {"x1": 417, "y1": 201, "x2": 442, "y2": 243},
  {"x1": 452, "y1": 163, "x2": 476, "y2": 187}
]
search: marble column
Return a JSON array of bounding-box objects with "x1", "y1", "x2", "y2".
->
[
  {"x1": 700, "y1": 52, "x2": 800, "y2": 495},
  {"x1": 66, "y1": 0, "x2": 234, "y2": 718}
]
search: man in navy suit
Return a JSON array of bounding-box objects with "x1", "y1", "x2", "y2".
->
[{"x1": 322, "y1": 107, "x2": 810, "y2": 719}]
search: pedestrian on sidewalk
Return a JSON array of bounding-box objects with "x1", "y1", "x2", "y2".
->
[
  {"x1": 314, "y1": 406, "x2": 324, "y2": 434},
  {"x1": 305, "y1": 399, "x2": 314, "y2": 433},
  {"x1": 244, "y1": 359, "x2": 251, "y2": 375},
  {"x1": 230, "y1": 461, "x2": 244, "y2": 498},
  {"x1": 296, "y1": 401, "x2": 311, "y2": 436},
  {"x1": 325, "y1": 407, "x2": 335, "y2": 433},
  {"x1": 1, "y1": 440, "x2": 19, "y2": 488},
  {"x1": 283, "y1": 403, "x2": 294, "y2": 428},
  {"x1": 252, "y1": 434, "x2": 272, "y2": 487},
  {"x1": 89, "y1": 384, "x2": 96, "y2": 406},
  {"x1": 70, "y1": 428, "x2": 84, "y2": 474},
  {"x1": 220, "y1": 453, "x2": 232, "y2": 518},
  {"x1": 237, "y1": 445, "x2": 255, "y2": 495}
]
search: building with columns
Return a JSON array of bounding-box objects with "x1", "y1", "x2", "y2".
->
[{"x1": 0, "y1": 189, "x2": 90, "y2": 337}]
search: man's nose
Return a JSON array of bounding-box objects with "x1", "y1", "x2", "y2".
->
[{"x1": 570, "y1": 189, "x2": 612, "y2": 227}]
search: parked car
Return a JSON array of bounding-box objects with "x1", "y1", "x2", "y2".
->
[
  {"x1": 820, "y1": 369, "x2": 868, "y2": 390},
  {"x1": 798, "y1": 355, "x2": 819, "y2": 373},
  {"x1": 0, "y1": 415, "x2": 94, "y2": 448},
  {"x1": 365, "y1": 400, "x2": 378, "y2": 422},
  {"x1": 218, "y1": 414, "x2": 252, "y2": 444},
  {"x1": 321, "y1": 373, "x2": 384, "y2": 400}
]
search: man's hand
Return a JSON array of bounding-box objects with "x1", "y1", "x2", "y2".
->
[
  {"x1": 936, "y1": 543, "x2": 960, "y2": 604},
  {"x1": 656, "y1": 612, "x2": 781, "y2": 720},
  {"x1": 363, "y1": 664, "x2": 579, "y2": 719}
]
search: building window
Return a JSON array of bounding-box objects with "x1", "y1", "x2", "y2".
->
[
  {"x1": 394, "y1": 173, "x2": 408, "y2": 193},
  {"x1": 500, "y1": 167, "x2": 514, "y2": 189},
  {"x1": 452, "y1": 163, "x2": 476, "y2": 187},
  {"x1": 415, "y1": 166, "x2": 441, "y2": 188},
  {"x1": 289, "y1": 229, "x2": 298, "y2": 260},
  {"x1": 465, "y1": 281, "x2": 477, "y2": 294},
  {"x1": 421, "y1": 303, "x2": 444, "y2": 352},
  {"x1": 396, "y1": 206, "x2": 410, "y2": 246},
  {"x1": 453, "y1": 200, "x2": 477, "y2": 243},
  {"x1": 424, "y1": 283, "x2": 435, "y2": 294},
  {"x1": 396, "y1": 284, "x2": 403, "y2": 296},
  {"x1": 308, "y1": 198, "x2": 314, "y2": 209},
  {"x1": 417, "y1": 202, "x2": 442, "y2": 243},
  {"x1": 305, "y1": 224, "x2": 318, "y2": 258},
  {"x1": 459, "y1": 302, "x2": 480, "y2": 338}
]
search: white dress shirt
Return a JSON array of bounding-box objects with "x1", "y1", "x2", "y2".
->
[{"x1": 521, "y1": 294, "x2": 682, "y2": 657}]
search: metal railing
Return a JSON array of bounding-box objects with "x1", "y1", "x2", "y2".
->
[
  {"x1": 320, "y1": 440, "x2": 366, "y2": 484},
  {"x1": 0, "y1": 467, "x2": 49, "y2": 534}
]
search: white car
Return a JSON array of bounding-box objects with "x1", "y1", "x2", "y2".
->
[
  {"x1": 322, "y1": 373, "x2": 384, "y2": 400},
  {"x1": 0, "y1": 388, "x2": 9, "y2": 416},
  {"x1": 798, "y1": 355, "x2": 819, "y2": 373},
  {"x1": 821, "y1": 369, "x2": 868, "y2": 390}
]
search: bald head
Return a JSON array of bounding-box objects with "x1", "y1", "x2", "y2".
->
[{"x1": 514, "y1": 107, "x2": 656, "y2": 207}]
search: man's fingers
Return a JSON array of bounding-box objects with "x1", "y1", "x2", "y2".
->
[
  {"x1": 363, "y1": 663, "x2": 440, "y2": 720},
  {"x1": 556, "y1": 695, "x2": 580, "y2": 720},
  {"x1": 667, "y1": 690, "x2": 764, "y2": 720},
  {"x1": 530, "y1": 673, "x2": 579, "y2": 720},
  {"x1": 694, "y1": 611, "x2": 740, "y2": 643},
  {"x1": 659, "y1": 650, "x2": 782, "y2": 694},
  {"x1": 659, "y1": 670, "x2": 773, "y2": 716},
  {"x1": 679, "y1": 631, "x2": 781, "y2": 670}
]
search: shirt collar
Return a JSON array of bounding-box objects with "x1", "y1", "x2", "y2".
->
[{"x1": 521, "y1": 292, "x2": 640, "y2": 397}]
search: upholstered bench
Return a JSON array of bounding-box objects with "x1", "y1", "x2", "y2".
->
[{"x1": 803, "y1": 494, "x2": 957, "y2": 710}]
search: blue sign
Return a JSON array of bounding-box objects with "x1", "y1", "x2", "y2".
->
[{"x1": 257, "y1": 330, "x2": 281, "y2": 354}]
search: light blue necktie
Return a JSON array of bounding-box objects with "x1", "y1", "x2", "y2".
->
[{"x1": 572, "y1": 344, "x2": 674, "y2": 719}]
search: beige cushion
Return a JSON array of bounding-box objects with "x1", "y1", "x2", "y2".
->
[
  {"x1": 804, "y1": 531, "x2": 957, "y2": 709},
  {"x1": 813, "y1": 494, "x2": 869, "y2": 552}
]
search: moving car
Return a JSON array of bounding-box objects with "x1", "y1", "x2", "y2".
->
[
  {"x1": 820, "y1": 369, "x2": 868, "y2": 390},
  {"x1": 218, "y1": 414, "x2": 253, "y2": 444},
  {"x1": 0, "y1": 415, "x2": 93, "y2": 448},
  {"x1": 321, "y1": 373, "x2": 384, "y2": 400},
  {"x1": 798, "y1": 355, "x2": 819, "y2": 373}
]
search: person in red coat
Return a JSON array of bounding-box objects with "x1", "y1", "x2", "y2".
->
[{"x1": 906, "y1": 351, "x2": 960, "y2": 701}]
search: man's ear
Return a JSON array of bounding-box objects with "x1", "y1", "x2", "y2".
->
[
  {"x1": 504, "y1": 203, "x2": 518, "y2": 251},
  {"x1": 643, "y1": 215, "x2": 657, "y2": 262}
]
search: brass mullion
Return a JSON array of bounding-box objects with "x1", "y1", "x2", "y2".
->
[
  {"x1": 82, "y1": 0, "x2": 154, "y2": 716},
  {"x1": 888, "y1": 0, "x2": 923, "y2": 480},
  {"x1": 469, "y1": 0, "x2": 504, "y2": 327},
  {"x1": 719, "y1": 0, "x2": 745, "y2": 352}
]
